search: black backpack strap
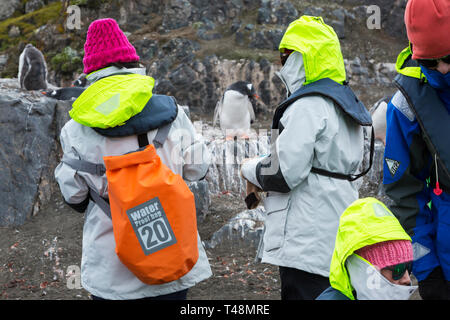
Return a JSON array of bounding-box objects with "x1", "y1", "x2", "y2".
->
[
  {"x1": 310, "y1": 126, "x2": 375, "y2": 181},
  {"x1": 137, "y1": 122, "x2": 172, "y2": 149},
  {"x1": 137, "y1": 133, "x2": 150, "y2": 148}
]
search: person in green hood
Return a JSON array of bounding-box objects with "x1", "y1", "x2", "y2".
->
[
  {"x1": 316, "y1": 197, "x2": 418, "y2": 300},
  {"x1": 241, "y1": 16, "x2": 371, "y2": 300}
]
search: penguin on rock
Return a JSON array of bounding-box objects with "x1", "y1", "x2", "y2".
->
[
  {"x1": 41, "y1": 87, "x2": 86, "y2": 101},
  {"x1": 18, "y1": 44, "x2": 48, "y2": 91},
  {"x1": 42, "y1": 74, "x2": 88, "y2": 101},
  {"x1": 213, "y1": 81, "x2": 259, "y2": 139}
]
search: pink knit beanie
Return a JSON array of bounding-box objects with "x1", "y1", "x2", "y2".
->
[
  {"x1": 355, "y1": 240, "x2": 413, "y2": 270},
  {"x1": 83, "y1": 18, "x2": 140, "y2": 74}
]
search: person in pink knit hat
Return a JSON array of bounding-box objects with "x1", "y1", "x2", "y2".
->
[
  {"x1": 82, "y1": 18, "x2": 141, "y2": 74},
  {"x1": 355, "y1": 240, "x2": 413, "y2": 286},
  {"x1": 54, "y1": 18, "x2": 213, "y2": 300},
  {"x1": 317, "y1": 198, "x2": 418, "y2": 300}
]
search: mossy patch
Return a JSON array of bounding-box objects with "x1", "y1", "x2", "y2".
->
[
  {"x1": 49, "y1": 46, "x2": 83, "y2": 75},
  {"x1": 0, "y1": 1, "x2": 62, "y2": 51}
]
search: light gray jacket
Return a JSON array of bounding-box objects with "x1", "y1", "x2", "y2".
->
[
  {"x1": 241, "y1": 52, "x2": 364, "y2": 277},
  {"x1": 54, "y1": 68, "x2": 212, "y2": 299}
]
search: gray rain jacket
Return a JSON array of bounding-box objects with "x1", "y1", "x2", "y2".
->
[
  {"x1": 241, "y1": 52, "x2": 365, "y2": 277},
  {"x1": 54, "y1": 67, "x2": 212, "y2": 299}
]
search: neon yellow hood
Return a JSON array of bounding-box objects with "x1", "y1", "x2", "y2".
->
[
  {"x1": 395, "y1": 45, "x2": 427, "y2": 81},
  {"x1": 329, "y1": 197, "x2": 411, "y2": 300},
  {"x1": 70, "y1": 72, "x2": 155, "y2": 128},
  {"x1": 278, "y1": 15, "x2": 346, "y2": 85}
]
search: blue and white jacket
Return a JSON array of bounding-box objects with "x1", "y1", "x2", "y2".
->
[{"x1": 383, "y1": 50, "x2": 450, "y2": 282}]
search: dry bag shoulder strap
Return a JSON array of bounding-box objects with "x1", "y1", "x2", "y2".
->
[
  {"x1": 61, "y1": 155, "x2": 106, "y2": 176},
  {"x1": 88, "y1": 188, "x2": 111, "y2": 219},
  {"x1": 61, "y1": 155, "x2": 111, "y2": 218}
]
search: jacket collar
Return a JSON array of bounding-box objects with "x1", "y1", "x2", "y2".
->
[
  {"x1": 86, "y1": 66, "x2": 147, "y2": 84},
  {"x1": 276, "y1": 51, "x2": 306, "y2": 98}
]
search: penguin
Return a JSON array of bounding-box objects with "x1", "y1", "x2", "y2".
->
[
  {"x1": 213, "y1": 81, "x2": 259, "y2": 139},
  {"x1": 41, "y1": 87, "x2": 86, "y2": 101},
  {"x1": 18, "y1": 44, "x2": 48, "y2": 91},
  {"x1": 72, "y1": 74, "x2": 88, "y2": 87},
  {"x1": 369, "y1": 96, "x2": 391, "y2": 145}
]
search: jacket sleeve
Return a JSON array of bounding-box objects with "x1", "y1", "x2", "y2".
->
[
  {"x1": 382, "y1": 91, "x2": 432, "y2": 236},
  {"x1": 54, "y1": 124, "x2": 90, "y2": 213},
  {"x1": 241, "y1": 95, "x2": 328, "y2": 192},
  {"x1": 177, "y1": 107, "x2": 212, "y2": 182}
]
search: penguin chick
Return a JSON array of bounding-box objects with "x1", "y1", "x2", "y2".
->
[{"x1": 18, "y1": 44, "x2": 48, "y2": 91}]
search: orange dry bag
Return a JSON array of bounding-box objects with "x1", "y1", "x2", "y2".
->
[{"x1": 62, "y1": 123, "x2": 199, "y2": 284}]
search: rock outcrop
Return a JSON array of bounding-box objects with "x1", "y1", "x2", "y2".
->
[{"x1": 0, "y1": 79, "x2": 71, "y2": 226}]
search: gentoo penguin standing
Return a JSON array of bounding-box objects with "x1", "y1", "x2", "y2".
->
[
  {"x1": 18, "y1": 44, "x2": 48, "y2": 90},
  {"x1": 41, "y1": 87, "x2": 86, "y2": 101},
  {"x1": 213, "y1": 81, "x2": 259, "y2": 139}
]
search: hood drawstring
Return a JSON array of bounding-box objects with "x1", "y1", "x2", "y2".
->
[{"x1": 434, "y1": 153, "x2": 443, "y2": 196}]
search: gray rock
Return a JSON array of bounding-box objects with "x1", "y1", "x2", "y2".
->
[
  {"x1": 303, "y1": 7, "x2": 324, "y2": 17},
  {"x1": 160, "y1": 38, "x2": 200, "y2": 64},
  {"x1": 168, "y1": 64, "x2": 197, "y2": 88},
  {"x1": 8, "y1": 25, "x2": 21, "y2": 38},
  {"x1": 204, "y1": 207, "x2": 265, "y2": 250},
  {"x1": 245, "y1": 24, "x2": 254, "y2": 31},
  {"x1": 0, "y1": 0, "x2": 21, "y2": 22},
  {"x1": 162, "y1": 0, "x2": 192, "y2": 30},
  {"x1": 257, "y1": 7, "x2": 271, "y2": 25},
  {"x1": 230, "y1": 19, "x2": 241, "y2": 33},
  {"x1": 196, "y1": 29, "x2": 223, "y2": 41},
  {"x1": 25, "y1": 0, "x2": 44, "y2": 13},
  {"x1": 328, "y1": 20, "x2": 345, "y2": 39},
  {"x1": 272, "y1": 1, "x2": 298, "y2": 26},
  {"x1": 133, "y1": 38, "x2": 158, "y2": 60},
  {"x1": 235, "y1": 31, "x2": 245, "y2": 46},
  {"x1": 0, "y1": 81, "x2": 63, "y2": 226},
  {"x1": 249, "y1": 29, "x2": 283, "y2": 50},
  {"x1": 0, "y1": 54, "x2": 9, "y2": 72}
]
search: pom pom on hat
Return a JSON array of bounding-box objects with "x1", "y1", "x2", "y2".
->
[
  {"x1": 83, "y1": 18, "x2": 140, "y2": 74},
  {"x1": 355, "y1": 240, "x2": 413, "y2": 270}
]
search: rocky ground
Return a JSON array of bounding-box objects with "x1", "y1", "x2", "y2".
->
[{"x1": 0, "y1": 191, "x2": 280, "y2": 300}]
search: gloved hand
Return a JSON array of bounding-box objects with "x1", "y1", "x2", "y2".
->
[
  {"x1": 241, "y1": 158, "x2": 262, "y2": 209},
  {"x1": 245, "y1": 180, "x2": 262, "y2": 209}
]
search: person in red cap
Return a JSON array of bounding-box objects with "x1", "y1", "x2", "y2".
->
[
  {"x1": 54, "y1": 18, "x2": 213, "y2": 300},
  {"x1": 382, "y1": 0, "x2": 450, "y2": 300}
]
